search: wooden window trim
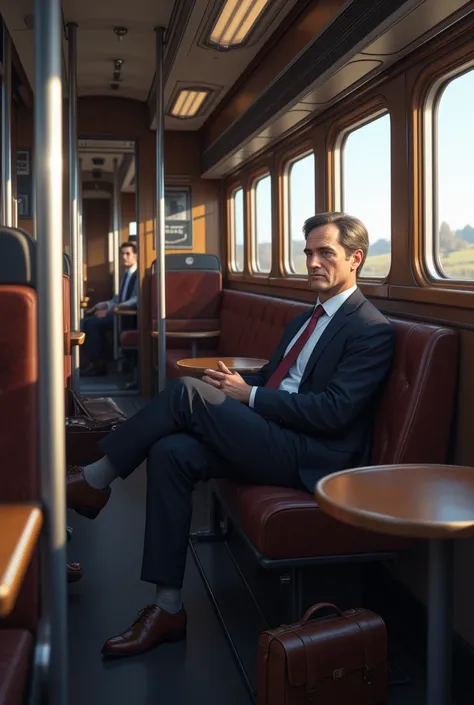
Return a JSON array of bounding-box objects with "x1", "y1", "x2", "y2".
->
[
  {"x1": 327, "y1": 97, "x2": 392, "y2": 284},
  {"x1": 412, "y1": 40, "x2": 474, "y2": 292},
  {"x1": 279, "y1": 144, "x2": 316, "y2": 277},
  {"x1": 227, "y1": 183, "x2": 244, "y2": 274}
]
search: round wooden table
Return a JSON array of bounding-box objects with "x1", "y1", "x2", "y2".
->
[
  {"x1": 315, "y1": 464, "x2": 474, "y2": 705},
  {"x1": 176, "y1": 356, "x2": 268, "y2": 375}
]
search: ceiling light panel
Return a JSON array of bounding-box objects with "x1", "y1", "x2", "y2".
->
[
  {"x1": 170, "y1": 89, "x2": 210, "y2": 118},
  {"x1": 209, "y1": 0, "x2": 270, "y2": 48}
]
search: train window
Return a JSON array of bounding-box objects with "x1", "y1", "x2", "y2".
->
[
  {"x1": 230, "y1": 187, "x2": 244, "y2": 272},
  {"x1": 427, "y1": 66, "x2": 474, "y2": 280},
  {"x1": 340, "y1": 113, "x2": 391, "y2": 279},
  {"x1": 285, "y1": 152, "x2": 315, "y2": 274},
  {"x1": 252, "y1": 174, "x2": 271, "y2": 273}
]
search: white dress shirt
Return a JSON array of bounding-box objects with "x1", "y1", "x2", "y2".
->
[{"x1": 248, "y1": 285, "x2": 358, "y2": 408}]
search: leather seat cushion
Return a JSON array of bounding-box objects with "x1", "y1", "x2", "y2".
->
[
  {"x1": 0, "y1": 630, "x2": 33, "y2": 705},
  {"x1": 120, "y1": 329, "x2": 139, "y2": 348},
  {"x1": 214, "y1": 480, "x2": 411, "y2": 559}
]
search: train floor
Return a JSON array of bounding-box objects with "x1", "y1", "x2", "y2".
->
[{"x1": 66, "y1": 394, "x2": 455, "y2": 705}]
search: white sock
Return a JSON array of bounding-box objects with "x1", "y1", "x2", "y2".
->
[
  {"x1": 83, "y1": 456, "x2": 118, "y2": 490},
  {"x1": 154, "y1": 584, "x2": 182, "y2": 614}
]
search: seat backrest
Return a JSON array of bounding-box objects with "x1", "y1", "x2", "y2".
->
[
  {"x1": 151, "y1": 254, "x2": 222, "y2": 332},
  {"x1": 0, "y1": 227, "x2": 39, "y2": 632},
  {"x1": 217, "y1": 291, "x2": 458, "y2": 465},
  {"x1": 372, "y1": 317, "x2": 458, "y2": 465},
  {"x1": 218, "y1": 289, "x2": 310, "y2": 357}
]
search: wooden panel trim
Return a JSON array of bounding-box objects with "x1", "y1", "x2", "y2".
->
[
  {"x1": 410, "y1": 34, "x2": 474, "y2": 289},
  {"x1": 0, "y1": 504, "x2": 43, "y2": 618},
  {"x1": 202, "y1": 0, "x2": 410, "y2": 172}
]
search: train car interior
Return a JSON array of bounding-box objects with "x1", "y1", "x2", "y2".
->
[{"x1": 1, "y1": 1, "x2": 474, "y2": 704}]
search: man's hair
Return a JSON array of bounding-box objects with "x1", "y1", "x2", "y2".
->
[
  {"x1": 120, "y1": 241, "x2": 137, "y2": 254},
  {"x1": 302, "y1": 212, "x2": 369, "y2": 275}
]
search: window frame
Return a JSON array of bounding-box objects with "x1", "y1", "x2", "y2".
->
[
  {"x1": 282, "y1": 149, "x2": 316, "y2": 276},
  {"x1": 250, "y1": 170, "x2": 272, "y2": 274},
  {"x1": 333, "y1": 108, "x2": 392, "y2": 282},
  {"x1": 228, "y1": 185, "x2": 245, "y2": 273},
  {"x1": 423, "y1": 59, "x2": 474, "y2": 283}
]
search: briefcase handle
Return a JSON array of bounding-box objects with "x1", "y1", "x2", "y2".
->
[{"x1": 297, "y1": 602, "x2": 343, "y2": 626}]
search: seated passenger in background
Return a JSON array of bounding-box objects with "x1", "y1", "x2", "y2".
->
[
  {"x1": 67, "y1": 212, "x2": 395, "y2": 657},
  {"x1": 81, "y1": 241, "x2": 138, "y2": 377}
]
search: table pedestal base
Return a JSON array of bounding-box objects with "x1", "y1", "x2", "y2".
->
[{"x1": 427, "y1": 538, "x2": 453, "y2": 705}]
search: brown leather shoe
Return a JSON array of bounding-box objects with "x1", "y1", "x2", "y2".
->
[
  {"x1": 67, "y1": 562, "x2": 83, "y2": 583},
  {"x1": 67, "y1": 465, "x2": 111, "y2": 519},
  {"x1": 101, "y1": 604, "x2": 187, "y2": 658}
]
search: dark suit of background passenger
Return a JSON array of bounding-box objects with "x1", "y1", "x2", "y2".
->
[{"x1": 81, "y1": 241, "x2": 138, "y2": 376}]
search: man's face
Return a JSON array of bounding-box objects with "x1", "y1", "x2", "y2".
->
[
  {"x1": 121, "y1": 246, "x2": 137, "y2": 269},
  {"x1": 304, "y1": 223, "x2": 362, "y2": 301}
]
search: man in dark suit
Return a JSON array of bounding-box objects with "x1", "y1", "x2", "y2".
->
[
  {"x1": 67, "y1": 212, "x2": 395, "y2": 657},
  {"x1": 81, "y1": 241, "x2": 138, "y2": 376}
]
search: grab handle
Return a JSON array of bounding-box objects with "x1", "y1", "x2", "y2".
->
[{"x1": 298, "y1": 602, "x2": 343, "y2": 626}]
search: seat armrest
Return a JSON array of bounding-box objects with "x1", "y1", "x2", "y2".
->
[
  {"x1": 70, "y1": 331, "x2": 85, "y2": 345},
  {"x1": 0, "y1": 504, "x2": 43, "y2": 617},
  {"x1": 114, "y1": 309, "x2": 137, "y2": 317},
  {"x1": 151, "y1": 330, "x2": 220, "y2": 339}
]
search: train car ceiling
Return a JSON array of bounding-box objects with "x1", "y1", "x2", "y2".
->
[
  {"x1": 0, "y1": 0, "x2": 303, "y2": 128},
  {"x1": 1, "y1": 0, "x2": 473, "y2": 179}
]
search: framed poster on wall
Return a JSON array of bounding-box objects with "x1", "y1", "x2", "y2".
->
[{"x1": 165, "y1": 186, "x2": 192, "y2": 249}]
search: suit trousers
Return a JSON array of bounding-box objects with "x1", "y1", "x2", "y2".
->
[
  {"x1": 98, "y1": 377, "x2": 307, "y2": 587},
  {"x1": 82, "y1": 312, "x2": 114, "y2": 359}
]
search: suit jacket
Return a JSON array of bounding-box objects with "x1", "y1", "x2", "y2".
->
[
  {"x1": 243, "y1": 288, "x2": 394, "y2": 490},
  {"x1": 107, "y1": 269, "x2": 138, "y2": 310}
]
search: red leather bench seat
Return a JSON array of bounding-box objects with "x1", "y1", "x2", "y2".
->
[
  {"x1": 0, "y1": 631, "x2": 33, "y2": 705},
  {"x1": 121, "y1": 329, "x2": 139, "y2": 348},
  {"x1": 214, "y1": 483, "x2": 411, "y2": 559},
  {"x1": 165, "y1": 289, "x2": 309, "y2": 378},
  {"x1": 207, "y1": 291, "x2": 458, "y2": 561}
]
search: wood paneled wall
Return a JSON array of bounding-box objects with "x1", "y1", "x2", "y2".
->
[
  {"x1": 83, "y1": 198, "x2": 112, "y2": 305},
  {"x1": 219, "y1": 16, "x2": 474, "y2": 648},
  {"x1": 15, "y1": 96, "x2": 221, "y2": 391}
]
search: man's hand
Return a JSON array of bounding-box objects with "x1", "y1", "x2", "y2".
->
[
  {"x1": 94, "y1": 308, "x2": 109, "y2": 318},
  {"x1": 203, "y1": 361, "x2": 252, "y2": 404}
]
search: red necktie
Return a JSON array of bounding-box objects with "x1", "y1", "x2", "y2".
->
[{"x1": 265, "y1": 305, "x2": 325, "y2": 389}]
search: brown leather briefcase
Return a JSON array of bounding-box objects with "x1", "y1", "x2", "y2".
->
[
  {"x1": 65, "y1": 390, "x2": 127, "y2": 465},
  {"x1": 257, "y1": 602, "x2": 387, "y2": 705}
]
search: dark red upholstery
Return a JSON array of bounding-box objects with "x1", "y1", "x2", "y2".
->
[
  {"x1": 0, "y1": 229, "x2": 40, "y2": 705},
  {"x1": 166, "y1": 289, "x2": 307, "y2": 378},
  {"x1": 217, "y1": 289, "x2": 309, "y2": 358},
  {"x1": 0, "y1": 631, "x2": 33, "y2": 705},
  {"x1": 0, "y1": 287, "x2": 39, "y2": 630},
  {"x1": 121, "y1": 329, "x2": 139, "y2": 348},
  {"x1": 152, "y1": 270, "x2": 222, "y2": 332},
  {"x1": 208, "y1": 290, "x2": 458, "y2": 560}
]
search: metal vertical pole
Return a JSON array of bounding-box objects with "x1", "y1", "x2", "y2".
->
[
  {"x1": 35, "y1": 0, "x2": 68, "y2": 703},
  {"x1": 2, "y1": 24, "x2": 13, "y2": 226},
  {"x1": 427, "y1": 538, "x2": 453, "y2": 705},
  {"x1": 68, "y1": 22, "x2": 80, "y2": 389},
  {"x1": 112, "y1": 158, "x2": 121, "y2": 365},
  {"x1": 155, "y1": 26, "x2": 166, "y2": 391},
  {"x1": 78, "y1": 158, "x2": 84, "y2": 319}
]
